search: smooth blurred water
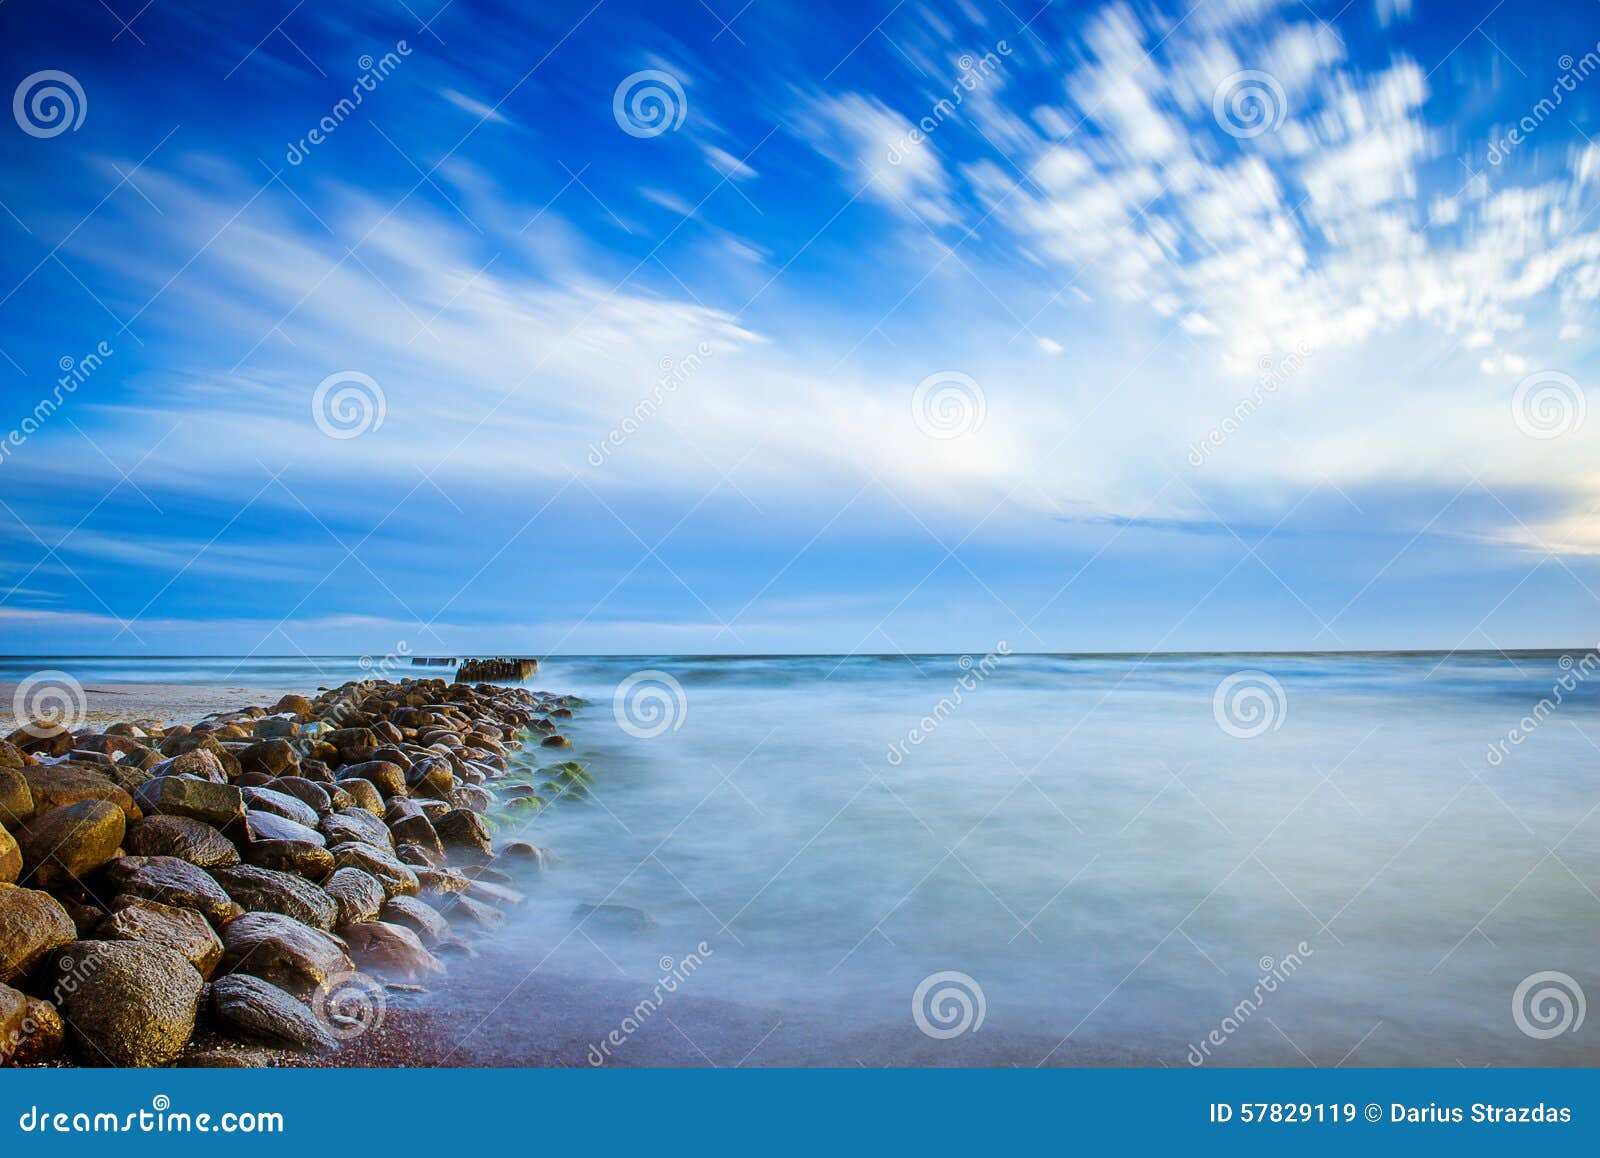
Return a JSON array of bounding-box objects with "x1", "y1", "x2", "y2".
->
[{"x1": 6, "y1": 651, "x2": 1597, "y2": 1065}]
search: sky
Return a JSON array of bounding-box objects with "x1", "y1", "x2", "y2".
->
[{"x1": 0, "y1": 0, "x2": 1597, "y2": 656}]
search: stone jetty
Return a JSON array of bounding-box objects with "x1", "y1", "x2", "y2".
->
[
  {"x1": 0, "y1": 676, "x2": 582, "y2": 1067},
  {"x1": 454, "y1": 658, "x2": 538, "y2": 683}
]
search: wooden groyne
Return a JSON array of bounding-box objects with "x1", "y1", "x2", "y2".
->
[
  {"x1": 455, "y1": 657, "x2": 539, "y2": 683},
  {"x1": 410, "y1": 657, "x2": 457, "y2": 667}
]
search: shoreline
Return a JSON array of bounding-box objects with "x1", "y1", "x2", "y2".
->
[{"x1": 2, "y1": 674, "x2": 580, "y2": 1068}]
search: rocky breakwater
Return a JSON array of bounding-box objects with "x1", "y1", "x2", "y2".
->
[{"x1": 0, "y1": 677, "x2": 582, "y2": 1067}]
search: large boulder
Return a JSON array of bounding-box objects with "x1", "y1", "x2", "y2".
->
[
  {"x1": 147, "y1": 748, "x2": 227, "y2": 783},
  {"x1": 0, "y1": 982, "x2": 26, "y2": 1064},
  {"x1": 0, "y1": 740, "x2": 28, "y2": 771},
  {"x1": 269, "y1": 777, "x2": 334, "y2": 816},
  {"x1": 49, "y1": 940, "x2": 203, "y2": 1067},
  {"x1": 339, "y1": 760, "x2": 406, "y2": 798},
  {"x1": 433, "y1": 808, "x2": 493, "y2": 862},
  {"x1": 208, "y1": 974, "x2": 337, "y2": 1054},
  {"x1": 330, "y1": 843, "x2": 419, "y2": 899},
  {"x1": 241, "y1": 786, "x2": 319, "y2": 828},
  {"x1": 0, "y1": 767, "x2": 34, "y2": 822},
  {"x1": 339, "y1": 920, "x2": 442, "y2": 981},
  {"x1": 6, "y1": 993, "x2": 64, "y2": 1065},
  {"x1": 98, "y1": 898, "x2": 224, "y2": 978},
  {"x1": 133, "y1": 776, "x2": 243, "y2": 828},
  {"x1": 102, "y1": 856, "x2": 240, "y2": 927},
  {"x1": 237, "y1": 739, "x2": 299, "y2": 780},
  {"x1": 17, "y1": 800, "x2": 125, "y2": 886},
  {"x1": 0, "y1": 884, "x2": 76, "y2": 983},
  {"x1": 218, "y1": 912, "x2": 353, "y2": 993},
  {"x1": 244, "y1": 839, "x2": 334, "y2": 880},
  {"x1": 20, "y1": 765, "x2": 138, "y2": 823},
  {"x1": 272, "y1": 694, "x2": 316, "y2": 721},
  {"x1": 8, "y1": 722, "x2": 73, "y2": 757},
  {"x1": 244, "y1": 810, "x2": 325, "y2": 846},
  {"x1": 209, "y1": 865, "x2": 337, "y2": 930},
  {"x1": 378, "y1": 895, "x2": 451, "y2": 946},
  {"x1": 335, "y1": 778, "x2": 385, "y2": 815},
  {"x1": 323, "y1": 867, "x2": 384, "y2": 927},
  {"x1": 123, "y1": 814, "x2": 239, "y2": 868},
  {"x1": 0, "y1": 824, "x2": 19, "y2": 885},
  {"x1": 319, "y1": 808, "x2": 392, "y2": 850}
]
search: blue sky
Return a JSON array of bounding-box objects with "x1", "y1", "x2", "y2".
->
[{"x1": 0, "y1": 0, "x2": 1597, "y2": 655}]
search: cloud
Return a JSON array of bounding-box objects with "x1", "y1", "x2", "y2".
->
[{"x1": 799, "y1": 92, "x2": 957, "y2": 225}]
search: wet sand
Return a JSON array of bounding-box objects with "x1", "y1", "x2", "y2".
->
[{"x1": 0, "y1": 681, "x2": 294, "y2": 727}]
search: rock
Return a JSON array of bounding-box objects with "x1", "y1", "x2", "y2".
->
[
  {"x1": 379, "y1": 895, "x2": 451, "y2": 946},
  {"x1": 0, "y1": 740, "x2": 28, "y2": 771},
  {"x1": 0, "y1": 825, "x2": 18, "y2": 885},
  {"x1": 124, "y1": 814, "x2": 239, "y2": 868},
  {"x1": 0, "y1": 884, "x2": 76, "y2": 983},
  {"x1": 327, "y1": 728, "x2": 381, "y2": 765},
  {"x1": 540, "y1": 734, "x2": 571, "y2": 748},
  {"x1": 501, "y1": 841, "x2": 548, "y2": 868},
  {"x1": 433, "y1": 808, "x2": 493, "y2": 862},
  {"x1": 415, "y1": 866, "x2": 471, "y2": 896},
  {"x1": 405, "y1": 756, "x2": 455, "y2": 800},
  {"x1": 339, "y1": 760, "x2": 406, "y2": 798},
  {"x1": 244, "y1": 839, "x2": 334, "y2": 879},
  {"x1": 0, "y1": 982, "x2": 26, "y2": 1064},
  {"x1": 147, "y1": 748, "x2": 227, "y2": 783},
  {"x1": 9, "y1": 722, "x2": 73, "y2": 757},
  {"x1": 250, "y1": 717, "x2": 296, "y2": 740},
  {"x1": 320, "y1": 808, "x2": 392, "y2": 850},
  {"x1": 244, "y1": 810, "x2": 325, "y2": 846},
  {"x1": 0, "y1": 768, "x2": 34, "y2": 822},
  {"x1": 132, "y1": 776, "x2": 242, "y2": 828},
  {"x1": 336, "y1": 778, "x2": 385, "y2": 815},
  {"x1": 8, "y1": 994, "x2": 65, "y2": 1064},
  {"x1": 573, "y1": 903, "x2": 657, "y2": 933},
  {"x1": 20, "y1": 765, "x2": 138, "y2": 823},
  {"x1": 17, "y1": 800, "x2": 125, "y2": 885},
  {"x1": 103, "y1": 856, "x2": 240, "y2": 927},
  {"x1": 209, "y1": 865, "x2": 338, "y2": 930},
  {"x1": 339, "y1": 921, "x2": 442, "y2": 981},
  {"x1": 329, "y1": 843, "x2": 419, "y2": 899},
  {"x1": 272, "y1": 694, "x2": 316, "y2": 721},
  {"x1": 237, "y1": 739, "x2": 299, "y2": 779},
  {"x1": 323, "y1": 867, "x2": 384, "y2": 926},
  {"x1": 50, "y1": 940, "x2": 203, "y2": 1067},
  {"x1": 218, "y1": 912, "x2": 353, "y2": 994},
  {"x1": 208, "y1": 974, "x2": 337, "y2": 1054},
  {"x1": 177, "y1": 1048, "x2": 270, "y2": 1067},
  {"x1": 270, "y1": 777, "x2": 333, "y2": 816},
  {"x1": 436, "y1": 893, "x2": 504, "y2": 928},
  {"x1": 385, "y1": 799, "x2": 444, "y2": 860},
  {"x1": 241, "y1": 786, "x2": 319, "y2": 828},
  {"x1": 98, "y1": 898, "x2": 224, "y2": 978}
]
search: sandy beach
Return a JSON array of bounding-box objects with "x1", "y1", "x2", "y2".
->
[{"x1": 0, "y1": 682, "x2": 296, "y2": 728}]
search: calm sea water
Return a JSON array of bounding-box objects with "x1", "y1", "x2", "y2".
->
[{"x1": 5, "y1": 651, "x2": 1597, "y2": 1065}]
